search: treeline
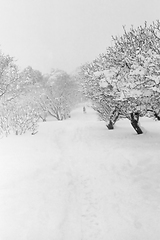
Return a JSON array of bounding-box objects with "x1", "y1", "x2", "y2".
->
[
  {"x1": 0, "y1": 55, "x2": 82, "y2": 136},
  {"x1": 80, "y1": 21, "x2": 160, "y2": 134}
]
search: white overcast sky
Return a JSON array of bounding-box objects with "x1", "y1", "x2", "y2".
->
[{"x1": 0, "y1": 0, "x2": 159, "y2": 74}]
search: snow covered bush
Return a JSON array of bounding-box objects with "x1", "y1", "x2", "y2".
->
[
  {"x1": 0, "y1": 99, "x2": 39, "y2": 136},
  {"x1": 42, "y1": 69, "x2": 80, "y2": 121},
  {"x1": 10, "y1": 101, "x2": 39, "y2": 135},
  {"x1": 80, "y1": 21, "x2": 160, "y2": 134},
  {"x1": 0, "y1": 60, "x2": 43, "y2": 136},
  {"x1": 0, "y1": 103, "x2": 11, "y2": 136}
]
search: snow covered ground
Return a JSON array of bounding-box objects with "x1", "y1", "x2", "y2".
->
[{"x1": 0, "y1": 104, "x2": 160, "y2": 240}]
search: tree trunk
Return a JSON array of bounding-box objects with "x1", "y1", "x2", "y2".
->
[
  {"x1": 154, "y1": 112, "x2": 160, "y2": 120},
  {"x1": 130, "y1": 112, "x2": 143, "y2": 134},
  {"x1": 107, "y1": 120, "x2": 114, "y2": 129},
  {"x1": 147, "y1": 109, "x2": 160, "y2": 120},
  {"x1": 106, "y1": 108, "x2": 120, "y2": 130}
]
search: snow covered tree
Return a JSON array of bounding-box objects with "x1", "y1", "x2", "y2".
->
[
  {"x1": 0, "y1": 63, "x2": 45, "y2": 136},
  {"x1": 19, "y1": 66, "x2": 44, "y2": 94},
  {"x1": 0, "y1": 51, "x2": 24, "y2": 136},
  {"x1": 41, "y1": 69, "x2": 79, "y2": 121},
  {"x1": 81, "y1": 21, "x2": 160, "y2": 134},
  {"x1": 18, "y1": 66, "x2": 48, "y2": 122},
  {"x1": 0, "y1": 53, "x2": 20, "y2": 103},
  {"x1": 9, "y1": 97, "x2": 39, "y2": 135},
  {"x1": 20, "y1": 66, "x2": 43, "y2": 84}
]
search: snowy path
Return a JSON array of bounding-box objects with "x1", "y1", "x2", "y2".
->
[
  {"x1": 0, "y1": 105, "x2": 160, "y2": 239},
  {"x1": 53, "y1": 108, "x2": 160, "y2": 240}
]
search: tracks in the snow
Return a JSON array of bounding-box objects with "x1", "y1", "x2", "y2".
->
[{"x1": 53, "y1": 122, "x2": 107, "y2": 239}]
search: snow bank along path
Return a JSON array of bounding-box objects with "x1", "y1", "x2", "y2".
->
[{"x1": 0, "y1": 105, "x2": 160, "y2": 240}]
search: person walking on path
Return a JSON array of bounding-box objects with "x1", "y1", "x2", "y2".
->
[{"x1": 83, "y1": 106, "x2": 86, "y2": 114}]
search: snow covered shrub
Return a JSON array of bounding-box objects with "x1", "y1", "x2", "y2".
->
[
  {"x1": 91, "y1": 101, "x2": 111, "y2": 121},
  {"x1": 80, "y1": 21, "x2": 160, "y2": 134},
  {"x1": 10, "y1": 102, "x2": 39, "y2": 135},
  {"x1": 0, "y1": 99, "x2": 39, "y2": 137},
  {"x1": 0, "y1": 104, "x2": 11, "y2": 137},
  {"x1": 42, "y1": 69, "x2": 79, "y2": 121}
]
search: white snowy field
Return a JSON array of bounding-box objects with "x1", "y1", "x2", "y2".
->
[{"x1": 0, "y1": 105, "x2": 160, "y2": 240}]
